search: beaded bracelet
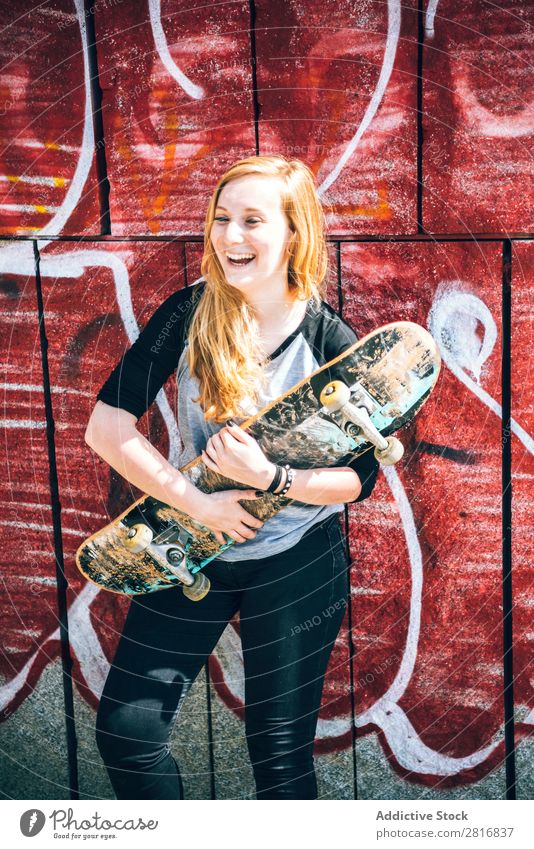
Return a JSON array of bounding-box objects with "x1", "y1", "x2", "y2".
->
[
  {"x1": 273, "y1": 465, "x2": 288, "y2": 494},
  {"x1": 276, "y1": 464, "x2": 294, "y2": 497}
]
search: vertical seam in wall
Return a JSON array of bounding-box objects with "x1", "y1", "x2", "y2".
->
[
  {"x1": 344, "y1": 508, "x2": 358, "y2": 801},
  {"x1": 502, "y1": 237, "x2": 516, "y2": 799},
  {"x1": 85, "y1": 1, "x2": 111, "y2": 234},
  {"x1": 416, "y1": 0, "x2": 424, "y2": 233},
  {"x1": 248, "y1": 0, "x2": 260, "y2": 154},
  {"x1": 338, "y1": 240, "x2": 358, "y2": 799},
  {"x1": 204, "y1": 662, "x2": 217, "y2": 800},
  {"x1": 34, "y1": 240, "x2": 80, "y2": 799},
  {"x1": 335, "y1": 240, "x2": 343, "y2": 314},
  {"x1": 182, "y1": 242, "x2": 189, "y2": 287}
]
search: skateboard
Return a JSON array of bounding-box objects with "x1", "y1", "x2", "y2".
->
[{"x1": 76, "y1": 321, "x2": 440, "y2": 601}]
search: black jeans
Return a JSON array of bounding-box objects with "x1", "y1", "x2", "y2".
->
[{"x1": 95, "y1": 513, "x2": 349, "y2": 800}]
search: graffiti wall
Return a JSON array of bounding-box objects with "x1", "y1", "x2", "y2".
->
[{"x1": 0, "y1": 0, "x2": 532, "y2": 800}]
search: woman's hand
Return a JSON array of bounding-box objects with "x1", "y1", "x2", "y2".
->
[
  {"x1": 189, "y1": 488, "x2": 265, "y2": 545},
  {"x1": 201, "y1": 422, "x2": 276, "y2": 490}
]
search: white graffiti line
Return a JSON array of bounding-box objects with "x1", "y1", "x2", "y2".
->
[
  {"x1": 0, "y1": 419, "x2": 46, "y2": 429},
  {"x1": 454, "y1": 71, "x2": 534, "y2": 139},
  {"x1": 0, "y1": 382, "x2": 86, "y2": 395},
  {"x1": 428, "y1": 283, "x2": 534, "y2": 456},
  {"x1": 374, "y1": 465, "x2": 422, "y2": 704},
  {"x1": 0, "y1": 175, "x2": 69, "y2": 187},
  {"x1": 0, "y1": 309, "x2": 40, "y2": 318},
  {"x1": 2, "y1": 520, "x2": 80, "y2": 537},
  {"x1": 148, "y1": 0, "x2": 205, "y2": 99},
  {"x1": 0, "y1": 0, "x2": 93, "y2": 264},
  {"x1": 0, "y1": 583, "x2": 106, "y2": 711},
  {"x1": 7, "y1": 140, "x2": 80, "y2": 153},
  {"x1": 0, "y1": 246, "x2": 182, "y2": 466},
  {"x1": 67, "y1": 584, "x2": 111, "y2": 699},
  {"x1": 213, "y1": 623, "x2": 245, "y2": 702},
  {"x1": 4, "y1": 502, "x2": 102, "y2": 520},
  {"x1": 425, "y1": 0, "x2": 440, "y2": 40},
  {"x1": 38, "y1": 0, "x2": 94, "y2": 240},
  {"x1": 316, "y1": 715, "x2": 352, "y2": 739},
  {"x1": 317, "y1": 0, "x2": 401, "y2": 197},
  {"x1": 19, "y1": 577, "x2": 56, "y2": 587},
  {"x1": 34, "y1": 248, "x2": 183, "y2": 468},
  {"x1": 356, "y1": 702, "x2": 500, "y2": 775},
  {"x1": 351, "y1": 464, "x2": 503, "y2": 774},
  {"x1": 0, "y1": 203, "x2": 61, "y2": 214}
]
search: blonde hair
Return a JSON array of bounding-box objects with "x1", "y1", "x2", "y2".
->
[{"x1": 187, "y1": 154, "x2": 330, "y2": 422}]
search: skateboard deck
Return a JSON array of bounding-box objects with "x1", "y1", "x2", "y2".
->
[{"x1": 76, "y1": 321, "x2": 440, "y2": 600}]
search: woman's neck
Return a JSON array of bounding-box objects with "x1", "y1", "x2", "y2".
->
[
  {"x1": 253, "y1": 295, "x2": 305, "y2": 328},
  {"x1": 250, "y1": 295, "x2": 309, "y2": 357},
  {"x1": 244, "y1": 279, "x2": 303, "y2": 322}
]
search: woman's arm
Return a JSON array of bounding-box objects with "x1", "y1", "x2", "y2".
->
[
  {"x1": 84, "y1": 401, "x2": 264, "y2": 544},
  {"x1": 85, "y1": 401, "x2": 206, "y2": 512},
  {"x1": 202, "y1": 424, "x2": 366, "y2": 504},
  {"x1": 272, "y1": 465, "x2": 362, "y2": 505}
]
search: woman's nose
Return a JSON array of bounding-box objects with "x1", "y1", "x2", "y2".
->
[{"x1": 224, "y1": 219, "x2": 245, "y2": 243}]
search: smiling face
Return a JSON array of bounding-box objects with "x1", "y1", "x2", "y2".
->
[{"x1": 210, "y1": 174, "x2": 294, "y2": 301}]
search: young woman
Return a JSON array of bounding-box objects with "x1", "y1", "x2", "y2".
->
[{"x1": 86, "y1": 154, "x2": 379, "y2": 800}]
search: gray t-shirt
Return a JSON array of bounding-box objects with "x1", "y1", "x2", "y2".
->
[{"x1": 97, "y1": 281, "x2": 379, "y2": 561}]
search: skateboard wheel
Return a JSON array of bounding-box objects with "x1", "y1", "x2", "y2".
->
[
  {"x1": 319, "y1": 380, "x2": 351, "y2": 412},
  {"x1": 182, "y1": 572, "x2": 211, "y2": 602},
  {"x1": 374, "y1": 436, "x2": 404, "y2": 466},
  {"x1": 123, "y1": 523, "x2": 154, "y2": 553}
]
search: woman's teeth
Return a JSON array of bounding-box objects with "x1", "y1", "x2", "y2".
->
[{"x1": 226, "y1": 253, "x2": 255, "y2": 266}]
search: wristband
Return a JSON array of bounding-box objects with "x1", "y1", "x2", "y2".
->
[{"x1": 266, "y1": 464, "x2": 283, "y2": 493}]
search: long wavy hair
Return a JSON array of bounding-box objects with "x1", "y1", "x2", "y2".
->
[{"x1": 187, "y1": 154, "x2": 330, "y2": 421}]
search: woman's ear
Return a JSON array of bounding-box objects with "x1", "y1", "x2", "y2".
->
[{"x1": 286, "y1": 230, "x2": 296, "y2": 256}]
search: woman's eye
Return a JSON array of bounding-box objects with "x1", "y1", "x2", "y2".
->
[{"x1": 213, "y1": 217, "x2": 261, "y2": 224}]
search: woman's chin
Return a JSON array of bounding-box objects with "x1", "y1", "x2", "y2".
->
[{"x1": 224, "y1": 274, "x2": 257, "y2": 290}]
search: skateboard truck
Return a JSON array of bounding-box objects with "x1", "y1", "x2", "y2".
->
[
  {"x1": 319, "y1": 380, "x2": 404, "y2": 466},
  {"x1": 121, "y1": 523, "x2": 211, "y2": 601}
]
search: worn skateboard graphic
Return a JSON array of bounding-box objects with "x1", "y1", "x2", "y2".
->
[{"x1": 76, "y1": 321, "x2": 440, "y2": 601}]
